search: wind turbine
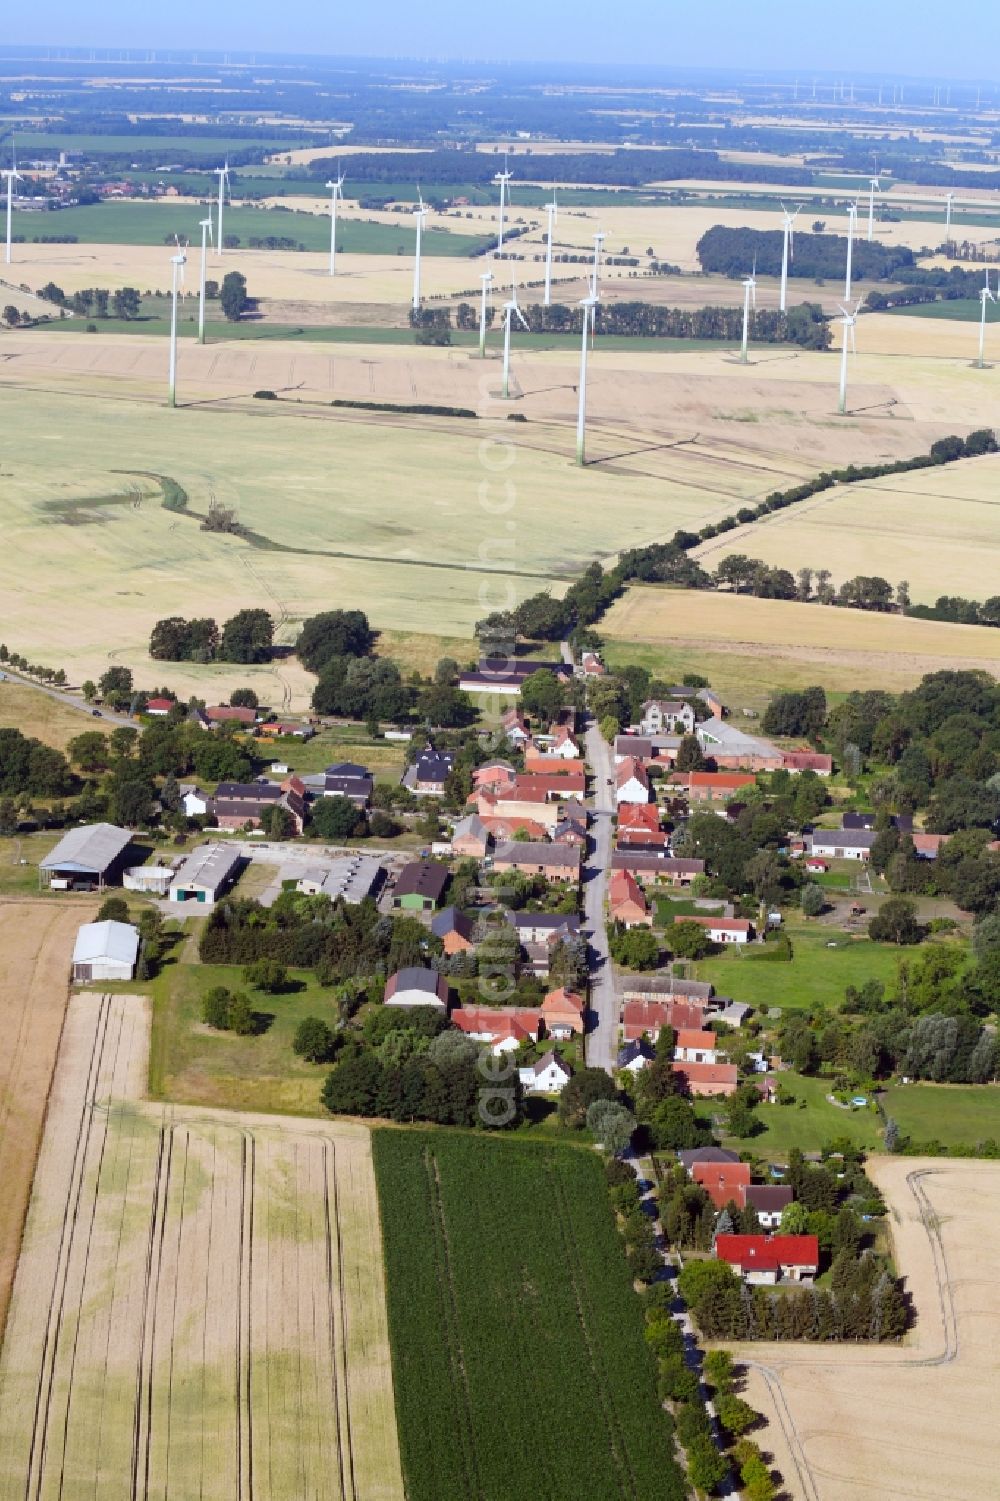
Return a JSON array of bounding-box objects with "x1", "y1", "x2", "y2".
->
[
  {"x1": 845, "y1": 200, "x2": 858, "y2": 300},
  {"x1": 576, "y1": 293, "x2": 598, "y2": 465},
  {"x1": 3, "y1": 146, "x2": 22, "y2": 266},
  {"x1": 837, "y1": 298, "x2": 862, "y2": 415},
  {"x1": 214, "y1": 160, "x2": 230, "y2": 257},
  {"x1": 197, "y1": 215, "x2": 213, "y2": 344},
  {"x1": 866, "y1": 168, "x2": 880, "y2": 242},
  {"x1": 167, "y1": 237, "x2": 187, "y2": 409},
  {"x1": 740, "y1": 262, "x2": 756, "y2": 365},
  {"x1": 501, "y1": 277, "x2": 529, "y2": 400},
  {"x1": 945, "y1": 191, "x2": 955, "y2": 238},
  {"x1": 779, "y1": 203, "x2": 801, "y2": 313},
  {"x1": 543, "y1": 192, "x2": 558, "y2": 307},
  {"x1": 326, "y1": 169, "x2": 345, "y2": 276},
  {"x1": 478, "y1": 267, "x2": 493, "y2": 358},
  {"x1": 494, "y1": 156, "x2": 512, "y2": 254},
  {"x1": 411, "y1": 188, "x2": 427, "y2": 310},
  {"x1": 977, "y1": 269, "x2": 995, "y2": 369}
]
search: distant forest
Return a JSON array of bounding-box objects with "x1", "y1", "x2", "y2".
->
[{"x1": 696, "y1": 226, "x2": 916, "y2": 282}]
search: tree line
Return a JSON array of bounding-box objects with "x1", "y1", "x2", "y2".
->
[
  {"x1": 697, "y1": 224, "x2": 916, "y2": 282},
  {"x1": 149, "y1": 609, "x2": 274, "y2": 665}
]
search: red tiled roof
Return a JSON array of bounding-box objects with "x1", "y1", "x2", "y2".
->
[
  {"x1": 675, "y1": 916, "x2": 751, "y2": 935},
  {"x1": 671, "y1": 1061, "x2": 739, "y2": 1086},
  {"x1": 675, "y1": 1028, "x2": 716, "y2": 1052},
  {"x1": 715, "y1": 1234, "x2": 819, "y2": 1272},
  {"x1": 622, "y1": 999, "x2": 706, "y2": 1040},
  {"x1": 504, "y1": 773, "x2": 586, "y2": 801},
  {"x1": 145, "y1": 697, "x2": 174, "y2": 712},
  {"x1": 479, "y1": 815, "x2": 550, "y2": 841},
  {"x1": 692, "y1": 1162, "x2": 751, "y2": 1208},
  {"x1": 206, "y1": 704, "x2": 256, "y2": 723},
  {"x1": 686, "y1": 772, "x2": 756, "y2": 789},
  {"x1": 617, "y1": 803, "x2": 661, "y2": 831},
  {"x1": 542, "y1": 987, "x2": 585, "y2": 1016},
  {"x1": 451, "y1": 1006, "x2": 542, "y2": 1042}
]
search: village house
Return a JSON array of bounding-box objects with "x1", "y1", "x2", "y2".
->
[
  {"x1": 501, "y1": 708, "x2": 531, "y2": 746},
  {"x1": 451, "y1": 813, "x2": 492, "y2": 858},
  {"x1": 492, "y1": 842, "x2": 582, "y2": 881},
  {"x1": 716, "y1": 1001, "x2": 752, "y2": 1028},
  {"x1": 808, "y1": 828, "x2": 877, "y2": 861},
  {"x1": 608, "y1": 868, "x2": 652, "y2": 927},
  {"x1": 451, "y1": 1005, "x2": 543, "y2": 1052},
  {"x1": 546, "y1": 725, "x2": 581, "y2": 758},
  {"x1": 804, "y1": 857, "x2": 829, "y2": 874},
  {"x1": 552, "y1": 814, "x2": 588, "y2": 847},
  {"x1": 430, "y1": 906, "x2": 476, "y2": 954},
  {"x1": 259, "y1": 720, "x2": 315, "y2": 740},
  {"x1": 675, "y1": 915, "x2": 753, "y2": 945},
  {"x1": 460, "y1": 657, "x2": 571, "y2": 696},
  {"x1": 678, "y1": 1145, "x2": 740, "y2": 1172},
  {"x1": 295, "y1": 854, "x2": 384, "y2": 904},
  {"x1": 614, "y1": 732, "x2": 682, "y2": 770},
  {"x1": 678, "y1": 771, "x2": 758, "y2": 804},
  {"x1": 472, "y1": 761, "x2": 517, "y2": 793},
  {"x1": 319, "y1": 762, "x2": 374, "y2": 807},
  {"x1": 640, "y1": 699, "x2": 696, "y2": 735},
  {"x1": 610, "y1": 851, "x2": 706, "y2": 887},
  {"x1": 781, "y1": 750, "x2": 833, "y2": 775},
  {"x1": 674, "y1": 1028, "x2": 719, "y2": 1065},
  {"x1": 506, "y1": 912, "x2": 582, "y2": 946},
  {"x1": 615, "y1": 803, "x2": 669, "y2": 850},
  {"x1": 540, "y1": 987, "x2": 585, "y2": 1038},
  {"x1": 714, "y1": 1234, "x2": 819, "y2": 1285},
  {"x1": 206, "y1": 704, "x2": 258, "y2": 727},
  {"x1": 621, "y1": 998, "x2": 708, "y2": 1043},
  {"x1": 743, "y1": 1185, "x2": 794, "y2": 1229},
  {"x1": 617, "y1": 1039, "x2": 655, "y2": 1074},
  {"x1": 519, "y1": 1050, "x2": 573, "y2": 1095},
  {"x1": 404, "y1": 748, "x2": 455, "y2": 797},
  {"x1": 479, "y1": 789, "x2": 560, "y2": 830},
  {"x1": 391, "y1": 860, "x2": 449, "y2": 912},
  {"x1": 383, "y1": 967, "x2": 450, "y2": 1009},
  {"x1": 508, "y1": 771, "x2": 586, "y2": 803},
  {"x1": 179, "y1": 784, "x2": 211, "y2": 817},
  {"x1": 693, "y1": 1161, "x2": 752, "y2": 1210},
  {"x1": 209, "y1": 778, "x2": 305, "y2": 834},
  {"x1": 671, "y1": 1060, "x2": 739, "y2": 1097},
  {"x1": 523, "y1": 751, "x2": 587, "y2": 780},
  {"x1": 616, "y1": 757, "x2": 651, "y2": 806},
  {"x1": 479, "y1": 812, "x2": 552, "y2": 841},
  {"x1": 622, "y1": 975, "x2": 714, "y2": 1004},
  {"x1": 580, "y1": 651, "x2": 604, "y2": 677},
  {"x1": 144, "y1": 696, "x2": 174, "y2": 717}
]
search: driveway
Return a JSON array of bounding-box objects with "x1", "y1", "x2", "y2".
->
[{"x1": 583, "y1": 718, "x2": 617, "y2": 1072}]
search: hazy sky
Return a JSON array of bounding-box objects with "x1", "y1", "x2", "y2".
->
[{"x1": 1, "y1": 2, "x2": 996, "y2": 78}]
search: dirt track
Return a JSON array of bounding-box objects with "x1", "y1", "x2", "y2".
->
[
  {"x1": 727, "y1": 1156, "x2": 1000, "y2": 1500},
  {"x1": 0, "y1": 900, "x2": 94, "y2": 1337}
]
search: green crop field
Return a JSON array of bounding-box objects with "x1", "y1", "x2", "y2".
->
[
  {"x1": 883, "y1": 297, "x2": 1000, "y2": 322},
  {"x1": 11, "y1": 200, "x2": 490, "y2": 255},
  {"x1": 695, "y1": 923, "x2": 903, "y2": 1011},
  {"x1": 372, "y1": 1130, "x2": 685, "y2": 1501},
  {"x1": 881, "y1": 1082, "x2": 1000, "y2": 1148}
]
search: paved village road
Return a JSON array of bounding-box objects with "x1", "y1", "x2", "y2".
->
[{"x1": 584, "y1": 717, "x2": 617, "y2": 1072}]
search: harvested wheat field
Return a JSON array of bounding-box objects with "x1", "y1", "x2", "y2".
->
[
  {"x1": 0, "y1": 902, "x2": 95, "y2": 1338},
  {"x1": 600, "y1": 587, "x2": 1000, "y2": 702},
  {"x1": 0, "y1": 992, "x2": 403, "y2": 1501},
  {"x1": 727, "y1": 1156, "x2": 1000, "y2": 1501},
  {"x1": 694, "y1": 449, "x2": 1000, "y2": 606}
]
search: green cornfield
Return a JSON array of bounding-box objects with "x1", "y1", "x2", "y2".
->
[{"x1": 372, "y1": 1131, "x2": 687, "y2": 1501}]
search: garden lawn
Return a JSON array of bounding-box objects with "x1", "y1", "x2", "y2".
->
[
  {"x1": 372, "y1": 1131, "x2": 685, "y2": 1501},
  {"x1": 716, "y1": 1071, "x2": 881, "y2": 1158},
  {"x1": 255, "y1": 723, "x2": 406, "y2": 781},
  {"x1": 147, "y1": 951, "x2": 337, "y2": 1114},
  {"x1": 695, "y1": 924, "x2": 903, "y2": 1011},
  {"x1": 654, "y1": 896, "x2": 724, "y2": 923},
  {"x1": 881, "y1": 1083, "x2": 1000, "y2": 1150}
]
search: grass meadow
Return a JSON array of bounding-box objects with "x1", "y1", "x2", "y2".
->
[
  {"x1": 713, "y1": 1071, "x2": 882, "y2": 1158},
  {"x1": 695, "y1": 923, "x2": 903, "y2": 1012},
  {"x1": 881, "y1": 1083, "x2": 1000, "y2": 1149},
  {"x1": 372, "y1": 1130, "x2": 685, "y2": 1501}
]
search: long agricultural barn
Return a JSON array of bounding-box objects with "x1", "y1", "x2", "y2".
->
[
  {"x1": 40, "y1": 823, "x2": 133, "y2": 891},
  {"x1": 71, "y1": 920, "x2": 139, "y2": 982},
  {"x1": 168, "y1": 843, "x2": 242, "y2": 904}
]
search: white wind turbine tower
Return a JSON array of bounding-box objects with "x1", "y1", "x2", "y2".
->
[
  {"x1": 543, "y1": 192, "x2": 558, "y2": 306},
  {"x1": 167, "y1": 237, "x2": 187, "y2": 408},
  {"x1": 837, "y1": 298, "x2": 862, "y2": 415},
  {"x1": 945, "y1": 191, "x2": 955, "y2": 238},
  {"x1": 576, "y1": 293, "x2": 598, "y2": 465},
  {"x1": 214, "y1": 160, "x2": 231, "y2": 257},
  {"x1": 411, "y1": 188, "x2": 427, "y2": 310},
  {"x1": 501, "y1": 277, "x2": 529, "y2": 400},
  {"x1": 977, "y1": 269, "x2": 995, "y2": 369},
  {"x1": 740, "y1": 262, "x2": 756, "y2": 365},
  {"x1": 494, "y1": 156, "x2": 513, "y2": 253},
  {"x1": 3, "y1": 148, "x2": 22, "y2": 266},
  {"x1": 197, "y1": 215, "x2": 213, "y2": 344},
  {"x1": 844, "y1": 200, "x2": 858, "y2": 300},
  {"x1": 478, "y1": 267, "x2": 493, "y2": 358},
  {"x1": 326, "y1": 169, "x2": 345, "y2": 276},
  {"x1": 779, "y1": 203, "x2": 801, "y2": 313},
  {"x1": 866, "y1": 167, "x2": 880, "y2": 242}
]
